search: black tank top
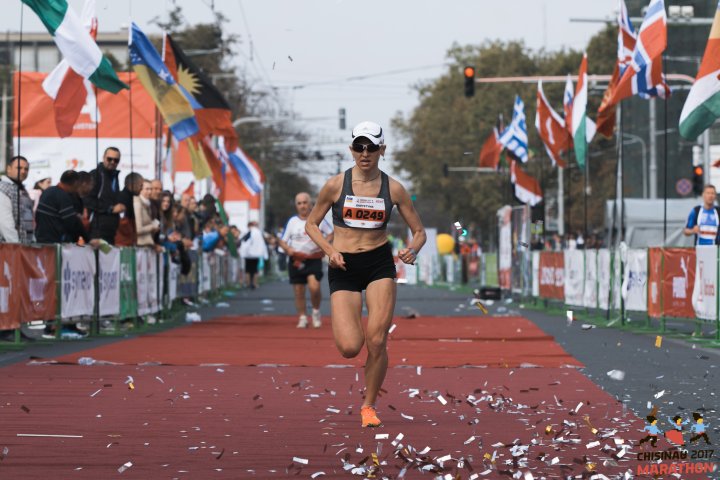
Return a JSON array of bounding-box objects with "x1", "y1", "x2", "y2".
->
[{"x1": 331, "y1": 168, "x2": 393, "y2": 230}]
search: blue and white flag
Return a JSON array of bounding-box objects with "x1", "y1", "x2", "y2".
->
[
  {"x1": 218, "y1": 137, "x2": 264, "y2": 195},
  {"x1": 499, "y1": 95, "x2": 529, "y2": 163}
]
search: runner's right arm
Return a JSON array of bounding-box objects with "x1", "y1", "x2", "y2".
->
[{"x1": 306, "y1": 175, "x2": 345, "y2": 270}]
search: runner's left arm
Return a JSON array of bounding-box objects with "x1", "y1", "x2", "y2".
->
[{"x1": 392, "y1": 180, "x2": 426, "y2": 265}]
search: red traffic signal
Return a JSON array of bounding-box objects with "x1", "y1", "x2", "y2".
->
[
  {"x1": 464, "y1": 66, "x2": 475, "y2": 98},
  {"x1": 693, "y1": 165, "x2": 704, "y2": 195}
]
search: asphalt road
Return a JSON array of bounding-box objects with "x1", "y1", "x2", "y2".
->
[{"x1": 1, "y1": 277, "x2": 718, "y2": 440}]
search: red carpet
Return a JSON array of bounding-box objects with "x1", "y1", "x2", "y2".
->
[
  {"x1": 52, "y1": 316, "x2": 582, "y2": 368},
  {"x1": 0, "y1": 365, "x2": 652, "y2": 479}
]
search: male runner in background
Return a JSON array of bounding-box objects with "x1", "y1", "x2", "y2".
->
[{"x1": 276, "y1": 192, "x2": 333, "y2": 328}]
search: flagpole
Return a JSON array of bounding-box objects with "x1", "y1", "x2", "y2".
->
[
  {"x1": 662, "y1": 56, "x2": 668, "y2": 245},
  {"x1": 558, "y1": 167, "x2": 564, "y2": 238},
  {"x1": 15, "y1": 3, "x2": 24, "y2": 236},
  {"x1": 584, "y1": 152, "x2": 588, "y2": 242}
]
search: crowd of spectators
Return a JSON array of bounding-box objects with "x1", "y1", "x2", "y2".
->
[{"x1": 0, "y1": 148, "x2": 264, "y2": 340}]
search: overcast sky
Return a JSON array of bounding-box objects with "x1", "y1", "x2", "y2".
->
[{"x1": 6, "y1": 0, "x2": 617, "y2": 180}]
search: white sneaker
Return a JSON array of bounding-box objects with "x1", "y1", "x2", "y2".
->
[
  {"x1": 296, "y1": 315, "x2": 308, "y2": 328},
  {"x1": 311, "y1": 310, "x2": 322, "y2": 328}
]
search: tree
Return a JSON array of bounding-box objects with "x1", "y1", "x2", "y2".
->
[
  {"x1": 392, "y1": 27, "x2": 618, "y2": 248},
  {"x1": 150, "y1": 5, "x2": 311, "y2": 231}
]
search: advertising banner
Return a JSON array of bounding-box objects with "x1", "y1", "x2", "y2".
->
[
  {"x1": 60, "y1": 245, "x2": 95, "y2": 318},
  {"x1": 136, "y1": 249, "x2": 150, "y2": 316},
  {"x1": 564, "y1": 250, "x2": 585, "y2": 306},
  {"x1": 119, "y1": 248, "x2": 137, "y2": 319},
  {"x1": 498, "y1": 206, "x2": 512, "y2": 290},
  {"x1": 532, "y1": 251, "x2": 540, "y2": 297},
  {"x1": 648, "y1": 248, "x2": 663, "y2": 318},
  {"x1": 18, "y1": 246, "x2": 57, "y2": 322},
  {"x1": 538, "y1": 252, "x2": 564, "y2": 300},
  {"x1": 98, "y1": 248, "x2": 120, "y2": 317},
  {"x1": 622, "y1": 249, "x2": 648, "y2": 312},
  {"x1": 13, "y1": 72, "x2": 156, "y2": 186},
  {"x1": 582, "y1": 250, "x2": 598, "y2": 309},
  {"x1": 662, "y1": 248, "x2": 696, "y2": 318},
  {"x1": 692, "y1": 246, "x2": 717, "y2": 322},
  {"x1": 0, "y1": 244, "x2": 21, "y2": 329},
  {"x1": 598, "y1": 249, "x2": 611, "y2": 310}
]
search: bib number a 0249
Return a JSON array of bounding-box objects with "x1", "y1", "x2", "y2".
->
[{"x1": 342, "y1": 195, "x2": 385, "y2": 228}]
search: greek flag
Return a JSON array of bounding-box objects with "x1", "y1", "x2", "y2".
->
[{"x1": 498, "y1": 95, "x2": 529, "y2": 163}]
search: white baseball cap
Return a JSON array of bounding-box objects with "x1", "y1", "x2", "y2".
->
[{"x1": 351, "y1": 121, "x2": 384, "y2": 145}]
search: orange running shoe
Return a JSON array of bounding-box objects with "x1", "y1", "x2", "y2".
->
[{"x1": 361, "y1": 405, "x2": 382, "y2": 428}]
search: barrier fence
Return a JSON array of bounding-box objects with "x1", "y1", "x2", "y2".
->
[
  {"x1": 0, "y1": 243, "x2": 241, "y2": 337},
  {"x1": 409, "y1": 246, "x2": 719, "y2": 340}
]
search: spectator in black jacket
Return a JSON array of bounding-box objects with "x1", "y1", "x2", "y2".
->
[
  {"x1": 114, "y1": 172, "x2": 144, "y2": 247},
  {"x1": 35, "y1": 170, "x2": 86, "y2": 243},
  {"x1": 83, "y1": 147, "x2": 126, "y2": 244}
]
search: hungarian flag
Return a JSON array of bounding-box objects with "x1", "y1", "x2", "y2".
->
[
  {"x1": 478, "y1": 128, "x2": 502, "y2": 170},
  {"x1": 41, "y1": 0, "x2": 96, "y2": 137},
  {"x1": 572, "y1": 54, "x2": 589, "y2": 168},
  {"x1": 680, "y1": 1, "x2": 720, "y2": 140},
  {"x1": 510, "y1": 160, "x2": 543, "y2": 206},
  {"x1": 22, "y1": 0, "x2": 127, "y2": 93},
  {"x1": 535, "y1": 81, "x2": 570, "y2": 168},
  {"x1": 164, "y1": 34, "x2": 238, "y2": 150}
]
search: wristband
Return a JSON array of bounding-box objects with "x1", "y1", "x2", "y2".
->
[{"x1": 408, "y1": 247, "x2": 417, "y2": 256}]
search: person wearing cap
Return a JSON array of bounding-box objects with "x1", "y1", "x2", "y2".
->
[{"x1": 305, "y1": 121, "x2": 426, "y2": 428}]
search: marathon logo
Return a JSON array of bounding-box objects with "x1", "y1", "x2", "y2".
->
[{"x1": 636, "y1": 461, "x2": 716, "y2": 476}]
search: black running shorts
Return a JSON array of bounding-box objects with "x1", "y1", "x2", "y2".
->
[
  {"x1": 328, "y1": 242, "x2": 396, "y2": 294},
  {"x1": 288, "y1": 258, "x2": 323, "y2": 284}
]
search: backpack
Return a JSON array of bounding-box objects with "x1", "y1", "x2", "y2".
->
[{"x1": 691, "y1": 205, "x2": 720, "y2": 245}]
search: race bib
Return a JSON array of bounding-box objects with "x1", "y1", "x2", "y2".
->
[{"x1": 342, "y1": 195, "x2": 386, "y2": 228}]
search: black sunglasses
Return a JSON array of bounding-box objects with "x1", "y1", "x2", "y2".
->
[
  {"x1": 351, "y1": 143, "x2": 381, "y2": 153},
  {"x1": 105, "y1": 156, "x2": 120, "y2": 163}
]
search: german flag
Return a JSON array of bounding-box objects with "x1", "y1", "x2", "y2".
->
[{"x1": 164, "y1": 33, "x2": 238, "y2": 150}]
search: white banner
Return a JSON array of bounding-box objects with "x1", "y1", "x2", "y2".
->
[
  {"x1": 135, "y1": 249, "x2": 159, "y2": 316},
  {"x1": 158, "y1": 253, "x2": 166, "y2": 310},
  {"x1": 598, "y1": 249, "x2": 611, "y2": 310},
  {"x1": 445, "y1": 256, "x2": 455, "y2": 284},
  {"x1": 98, "y1": 248, "x2": 120, "y2": 317},
  {"x1": 564, "y1": 250, "x2": 585, "y2": 306},
  {"x1": 418, "y1": 228, "x2": 437, "y2": 285},
  {"x1": 199, "y1": 253, "x2": 212, "y2": 293},
  {"x1": 60, "y1": 245, "x2": 95, "y2": 319},
  {"x1": 622, "y1": 249, "x2": 648, "y2": 312},
  {"x1": 168, "y1": 261, "x2": 180, "y2": 303},
  {"x1": 532, "y1": 251, "x2": 540, "y2": 297},
  {"x1": 583, "y1": 249, "x2": 598, "y2": 308},
  {"x1": 692, "y1": 246, "x2": 717, "y2": 321}
]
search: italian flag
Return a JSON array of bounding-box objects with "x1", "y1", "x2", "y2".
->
[
  {"x1": 679, "y1": 1, "x2": 720, "y2": 140},
  {"x1": 571, "y1": 53, "x2": 588, "y2": 169},
  {"x1": 22, "y1": 0, "x2": 127, "y2": 93}
]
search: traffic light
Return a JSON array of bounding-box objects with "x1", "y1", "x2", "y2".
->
[
  {"x1": 693, "y1": 165, "x2": 704, "y2": 195},
  {"x1": 463, "y1": 66, "x2": 475, "y2": 98},
  {"x1": 338, "y1": 108, "x2": 346, "y2": 130}
]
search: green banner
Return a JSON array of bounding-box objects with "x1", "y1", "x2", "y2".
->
[{"x1": 119, "y1": 248, "x2": 137, "y2": 319}]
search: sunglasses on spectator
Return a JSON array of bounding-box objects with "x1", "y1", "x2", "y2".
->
[
  {"x1": 105, "y1": 156, "x2": 120, "y2": 163},
  {"x1": 351, "y1": 143, "x2": 381, "y2": 153}
]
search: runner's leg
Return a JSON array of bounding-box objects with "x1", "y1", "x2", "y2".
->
[
  {"x1": 293, "y1": 284, "x2": 307, "y2": 316},
  {"x1": 330, "y1": 291, "x2": 364, "y2": 358},
  {"x1": 362, "y1": 278, "x2": 396, "y2": 407},
  {"x1": 308, "y1": 274, "x2": 321, "y2": 310}
]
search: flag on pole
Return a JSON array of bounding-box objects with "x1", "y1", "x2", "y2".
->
[
  {"x1": 186, "y1": 136, "x2": 212, "y2": 180},
  {"x1": 535, "y1": 81, "x2": 570, "y2": 168},
  {"x1": 129, "y1": 22, "x2": 199, "y2": 141},
  {"x1": 199, "y1": 137, "x2": 227, "y2": 202},
  {"x1": 478, "y1": 127, "x2": 503, "y2": 170},
  {"x1": 498, "y1": 95, "x2": 529, "y2": 163},
  {"x1": 219, "y1": 138, "x2": 264, "y2": 195},
  {"x1": 510, "y1": 160, "x2": 543, "y2": 206},
  {"x1": 679, "y1": 1, "x2": 720, "y2": 140},
  {"x1": 164, "y1": 33, "x2": 239, "y2": 150},
  {"x1": 609, "y1": 0, "x2": 670, "y2": 105},
  {"x1": 22, "y1": 0, "x2": 127, "y2": 93},
  {"x1": 563, "y1": 74, "x2": 574, "y2": 135},
  {"x1": 572, "y1": 54, "x2": 589, "y2": 168},
  {"x1": 41, "y1": 0, "x2": 97, "y2": 137}
]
